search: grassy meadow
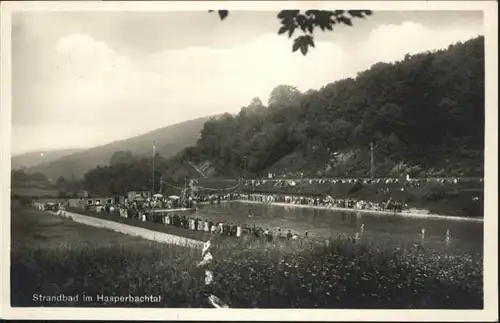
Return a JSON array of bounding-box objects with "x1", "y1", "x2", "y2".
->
[{"x1": 11, "y1": 207, "x2": 483, "y2": 308}]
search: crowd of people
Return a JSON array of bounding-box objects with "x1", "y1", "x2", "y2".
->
[
  {"x1": 78, "y1": 190, "x2": 197, "y2": 221},
  {"x1": 157, "y1": 212, "x2": 301, "y2": 242},
  {"x1": 73, "y1": 192, "x2": 303, "y2": 241},
  {"x1": 198, "y1": 192, "x2": 406, "y2": 213},
  {"x1": 243, "y1": 176, "x2": 477, "y2": 189}
]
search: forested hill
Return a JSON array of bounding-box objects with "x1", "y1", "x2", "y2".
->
[{"x1": 161, "y1": 36, "x2": 484, "y2": 181}]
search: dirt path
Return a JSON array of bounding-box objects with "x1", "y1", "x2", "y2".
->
[{"x1": 51, "y1": 210, "x2": 204, "y2": 249}]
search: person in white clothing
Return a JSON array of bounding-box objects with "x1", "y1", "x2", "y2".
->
[
  {"x1": 236, "y1": 226, "x2": 241, "y2": 238},
  {"x1": 197, "y1": 237, "x2": 217, "y2": 305},
  {"x1": 200, "y1": 238, "x2": 210, "y2": 254}
]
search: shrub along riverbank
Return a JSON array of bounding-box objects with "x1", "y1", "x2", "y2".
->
[{"x1": 12, "y1": 207, "x2": 483, "y2": 308}]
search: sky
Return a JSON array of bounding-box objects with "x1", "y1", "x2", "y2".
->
[{"x1": 11, "y1": 10, "x2": 484, "y2": 155}]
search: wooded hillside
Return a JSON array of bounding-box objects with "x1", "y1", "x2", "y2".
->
[
  {"x1": 79, "y1": 36, "x2": 485, "y2": 195},
  {"x1": 165, "y1": 36, "x2": 484, "y2": 181}
]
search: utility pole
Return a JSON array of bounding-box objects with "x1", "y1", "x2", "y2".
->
[
  {"x1": 242, "y1": 156, "x2": 247, "y2": 179},
  {"x1": 370, "y1": 142, "x2": 375, "y2": 179},
  {"x1": 299, "y1": 172, "x2": 304, "y2": 193},
  {"x1": 184, "y1": 176, "x2": 189, "y2": 207}
]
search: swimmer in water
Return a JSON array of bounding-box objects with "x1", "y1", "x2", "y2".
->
[
  {"x1": 421, "y1": 228, "x2": 426, "y2": 239},
  {"x1": 360, "y1": 224, "x2": 364, "y2": 234},
  {"x1": 445, "y1": 229, "x2": 451, "y2": 242}
]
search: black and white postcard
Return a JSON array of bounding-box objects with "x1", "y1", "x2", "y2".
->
[{"x1": 1, "y1": 1, "x2": 498, "y2": 321}]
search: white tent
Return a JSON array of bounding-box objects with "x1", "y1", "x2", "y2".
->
[
  {"x1": 169, "y1": 195, "x2": 180, "y2": 199},
  {"x1": 153, "y1": 193, "x2": 163, "y2": 198}
]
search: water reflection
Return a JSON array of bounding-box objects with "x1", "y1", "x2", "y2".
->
[{"x1": 196, "y1": 202, "x2": 483, "y2": 254}]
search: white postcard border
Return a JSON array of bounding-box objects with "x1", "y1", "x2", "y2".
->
[{"x1": 1, "y1": 1, "x2": 497, "y2": 321}]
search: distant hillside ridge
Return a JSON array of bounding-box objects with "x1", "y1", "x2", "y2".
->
[
  {"x1": 26, "y1": 116, "x2": 212, "y2": 180},
  {"x1": 11, "y1": 148, "x2": 83, "y2": 169}
]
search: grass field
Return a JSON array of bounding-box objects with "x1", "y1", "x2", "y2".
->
[
  {"x1": 11, "y1": 207, "x2": 203, "y2": 307},
  {"x1": 11, "y1": 207, "x2": 483, "y2": 308},
  {"x1": 11, "y1": 187, "x2": 59, "y2": 198}
]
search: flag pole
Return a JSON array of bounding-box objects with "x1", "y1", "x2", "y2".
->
[
  {"x1": 152, "y1": 141, "x2": 156, "y2": 196},
  {"x1": 152, "y1": 141, "x2": 156, "y2": 218}
]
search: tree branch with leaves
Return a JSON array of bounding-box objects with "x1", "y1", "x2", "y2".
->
[{"x1": 209, "y1": 9, "x2": 373, "y2": 55}]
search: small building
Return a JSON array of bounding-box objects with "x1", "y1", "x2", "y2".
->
[
  {"x1": 67, "y1": 197, "x2": 86, "y2": 208},
  {"x1": 84, "y1": 196, "x2": 115, "y2": 206},
  {"x1": 128, "y1": 190, "x2": 151, "y2": 200},
  {"x1": 76, "y1": 190, "x2": 89, "y2": 198}
]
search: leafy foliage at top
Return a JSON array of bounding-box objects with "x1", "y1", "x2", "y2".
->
[
  {"x1": 209, "y1": 10, "x2": 372, "y2": 55},
  {"x1": 164, "y1": 36, "x2": 484, "y2": 180}
]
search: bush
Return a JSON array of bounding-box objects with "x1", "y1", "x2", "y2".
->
[
  {"x1": 406, "y1": 165, "x2": 422, "y2": 178},
  {"x1": 19, "y1": 196, "x2": 33, "y2": 207},
  {"x1": 390, "y1": 161, "x2": 408, "y2": 176},
  {"x1": 348, "y1": 182, "x2": 364, "y2": 195},
  {"x1": 58, "y1": 190, "x2": 68, "y2": 198},
  {"x1": 422, "y1": 183, "x2": 458, "y2": 201}
]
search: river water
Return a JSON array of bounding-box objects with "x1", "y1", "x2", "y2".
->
[{"x1": 195, "y1": 202, "x2": 483, "y2": 255}]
